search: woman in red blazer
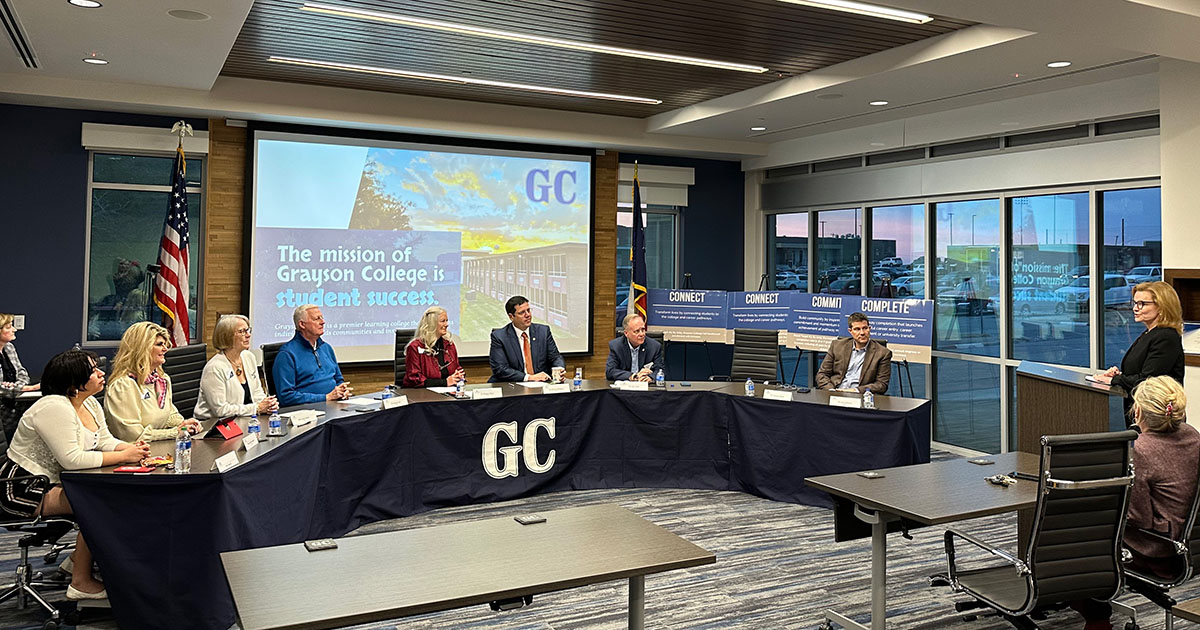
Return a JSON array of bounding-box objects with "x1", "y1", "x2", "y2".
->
[{"x1": 403, "y1": 306, "x2": 465, "y2": 388}]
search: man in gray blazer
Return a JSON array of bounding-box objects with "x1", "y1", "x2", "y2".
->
[
  {"x1": 605, "y1": 313, "x2": 663, "y2": 381},
  {"x1": 489, "y1": 295, "x2": 565, "y2": 382},
  {"x1": 816, "y1": 312, "x2": 892, "y2": 394}
]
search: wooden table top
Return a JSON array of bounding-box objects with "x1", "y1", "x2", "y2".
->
[
  {"x1": 220, "y1": 504, "x2": 716, "y2": 630},
  {"x1": 1173, "y1": 597, "x2": 1200, "y2": 623},
  {"x1": 805, "y1": 452, "x2": 1041, "y2": 525}
]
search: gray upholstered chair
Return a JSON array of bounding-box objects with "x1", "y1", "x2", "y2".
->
[
  {"x1": 944, "y1": 430, "x2": 1137, "y2": 630},
  {"x1": 260, "y1": 342, "x2": 286, "y2": 396},
  {"x1": 162, "y1": 342, "x2": 207, "y2": 419},
  {"x1": 710, "y1": 328, "x2": 779, "y2": 383},
  {"x1": 393, "y1": 328, "x2": 416, "y2": 386}
]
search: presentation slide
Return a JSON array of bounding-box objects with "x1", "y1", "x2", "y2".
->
[{"x1": 250, "y1": 131, "x2": 593, "y2": 363}]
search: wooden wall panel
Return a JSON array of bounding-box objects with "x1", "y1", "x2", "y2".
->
[{"x1": 203, "y1": 123, "x2": 618, "y2": 391}]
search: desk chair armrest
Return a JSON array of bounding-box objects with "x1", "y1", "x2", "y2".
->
[
  {"x1": 1127, "y1": 528, "x2": 1188, "y2": 555},
  {"x1": 1044, "y1": 475, "x2": 1133, "y2": 491},
  {"x1": 944, "y1": 528, "x2": 1030, "y2": 586}
]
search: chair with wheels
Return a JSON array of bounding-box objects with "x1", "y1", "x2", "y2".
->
[
  {"x1": 260, "y1": 341, "x2": 286, "y2": 396},
  {"x1": 0, "y1": 473, "x2": 77, "y2": 629},
  {"x1": 161, "y1": 342, "x2": 207, "y2": 419},
  {"x1": 393, "y1": 328, "x2": 416, "y2": 386},
  {"x1": 708, "y1": 328, "x2": 779, "y2": 383},
  {"x1": 944, "y1": 430, "x2": 1138, "y2": 630}
]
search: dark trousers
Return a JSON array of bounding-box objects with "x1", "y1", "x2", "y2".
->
[{"x1": 1075, "y1": 549, "x2": 1180, "y2": 623}]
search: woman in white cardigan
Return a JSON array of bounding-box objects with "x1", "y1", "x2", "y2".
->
[
  {"x1": 0, "y1": 349, "x2": 149, "y2": 600},
  {"x1": 195, "y1": 314, "x2": 277, "y2": 419}
]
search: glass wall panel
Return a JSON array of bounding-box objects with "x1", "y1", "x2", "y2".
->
[
  {"x1": 1101, "y1": 187, "x2": 1162, "y2": 367},
  {"x1": 870, "y1": 204, "x2": 925, "y2": 298},
  {"x1": 768, "y1": 212, "x2": 809, "y2": 291},
  {"x1": 934, "y1": 199, "x2": 1001, "y2": 357},
  {"x1": 616, "y1": 209, "x2": 677, "y2": 331},
  {"x1": 1010, "y1": 192, "x2": 1089, "y2": 366},
  {"x1": 816, "y1": 208, "x2": 862, "y2": 295},
  {"x1": 935, "y1": 357, "x2": 1001, "y2": 453}
]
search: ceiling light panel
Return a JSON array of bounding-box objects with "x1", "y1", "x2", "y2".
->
[
  {"x1": 267, "y1": 56, "x2": 663, "y2": 104},
  {"x1": 300, "y1": 2, "x2": 769, "y2": 73},
  {"x1": 776, "y1": 0, "x2": 933, "y2": 24}
]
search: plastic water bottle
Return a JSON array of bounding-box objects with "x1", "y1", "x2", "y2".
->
[
  {"x1": 573, "y1": 367, "x2": 582, "y2": 392},
  {"x1": 863, "y1": 390, "x2": 876, "y2": 409},
  {"x1": 381, "y1": 384, "x2": 395, "y2": 401},
  {"x1": 247, "y1": 413, "x2": 261, "y2": 438},
  {"x1": 745, "y1": 378, "x2": 755, "y2": 397},
  {"x1": 455, "y1": 375, "x2": 466, "y2": 399},
  {"x1": 174, "y1": 427, "x2": 191, "y2": 474},
  {"x1": 268, "y1": 410, "x2": 283, "y2": 436},
  {"x1": 655, "y1": 369, "x2": 665, "y2": 388}
]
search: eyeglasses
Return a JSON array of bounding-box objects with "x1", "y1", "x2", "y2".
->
[
  {"x1": 1132, "y1": 300, "x2": 1156, "y2": 310},
  {"x1": 236, "y1": 328, "x2": 253, "y2": 335}
]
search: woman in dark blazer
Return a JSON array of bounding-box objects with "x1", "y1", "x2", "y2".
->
[
  {"x1": 402, "y1": 306, "x2": 465, "y2": 388},
  {"x1": 1094, "y1": 281, "x2": 1185, "y2": 414}
]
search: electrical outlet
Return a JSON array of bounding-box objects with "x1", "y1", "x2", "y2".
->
[{"x1": 12, "y1": 315, "x2": 24, "y2": 330}]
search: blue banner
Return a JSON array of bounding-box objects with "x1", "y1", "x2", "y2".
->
[
  {"x1": 728, "y1": 291, "x2": 792, "y2": 333},
  {"x1": 646, "y1": 288, "x2": 729, "y2": 342}
]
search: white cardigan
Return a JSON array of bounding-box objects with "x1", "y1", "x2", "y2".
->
[
  {"x1": 7, "y1": 395, "x2": 121, "y2": 483},
  {"x1": 194, "y1": 350, "x2": 267, "y2": 419}
]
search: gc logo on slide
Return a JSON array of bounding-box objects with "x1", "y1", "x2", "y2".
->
[{"x1": 482, "y1": 418, "x2": 556, "y2": 479}]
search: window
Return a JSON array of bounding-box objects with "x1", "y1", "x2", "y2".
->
[
  {"x1": 1009, "y1": 192, "x2": 1089, "y2": 367},
  {"x1": 767, "y1": 212, "x2": 809, "y2": 291},
  {"x1": 86, "y1": 153, "x2": 204, "y2": 343},
  {"x1": 934, "y1": 199, "x2": 1001, "y2": 357},
  {"x1": 616, "y1": 208, "x2": 678, "y2": 325},
  {"x1": 816, "y1": 208, "x2": 862, "y2": 295},
  {"x1": 935, "y1": 357, "x2": 1001, "y2": 453},
  {"x1": 1101, "y1": 187, "x2": 1162, "y2": 367},
  {"x1": 870, "y1": 204, "x2": 925, "y2": 298}
]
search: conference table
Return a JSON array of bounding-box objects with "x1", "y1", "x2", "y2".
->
[
  {"x1": 60, "y1": 379, "x2": 931, "y2": 630},
  {"x1": 806, "y1": 452, "x2": 1040, "y2": 630}
]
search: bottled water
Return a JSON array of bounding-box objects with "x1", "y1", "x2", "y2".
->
[
  {"x1": 268, "y1": 410, "x2": 283, "y2": 436},
  {"x1": 863, "y1": 390, "x2": 876, "y2": 409},
  {"x1": 381, "y1": 384, "x2": 395, "y2": 400},
  {"x1": 174, "y1": 427, "x2": 191, "y2": 474},
  {"x1": 573, "y1": 367, "x2": 582, "y2": 392},
  {"x1": 247, "y1": 413, "x2": 261, "y2": 437},
  {"x1": 745, "y1": 378, "x2": 755, "y2": 397},
  {"x1": 656, "y1": 369, "x2": 665, "y2": 388},
  {"x1": 455, "y1": 376, "x2": 466, "y2": 399}
]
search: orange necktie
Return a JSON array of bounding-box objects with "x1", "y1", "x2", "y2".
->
[{"x1": 522, "y1": 331, "x2": 535, "y2": 375}]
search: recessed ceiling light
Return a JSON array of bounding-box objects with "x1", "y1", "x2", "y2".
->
[
  {"x1": 869, "y1": 142, "x2": 886, "y2": 147},
  {"x1": 776, "y1": 0, "x2": 933, "y2": 24},
  {"x1": 82, "y1": 55, "x2": 108, "y2": 65},
  {"x1": 1046, "y1": 61, "x2": 1072, "y2": 68},
  {"x1": 67, "y1": 0, "x2": 102, "y2": 8},
  {"x1": 869, "y1": 100, "x2": 888, "y2": 106},
  {"x1": 167, "y1": 9, "x2": 211, "y2": 20},
  {"x1": 267, "y1": 56, "x2": 663, "y2": 104},
  {"x1": 750, "y1": 125, "x2": 767, "y2": 132},
  {"x1": 300, "y1": 2, "x2": 768, "y2": 73}
]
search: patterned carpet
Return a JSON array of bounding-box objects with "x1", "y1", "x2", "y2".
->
[{"x1": 0, "y1": 466, "x2": 1192, "y2": 629}]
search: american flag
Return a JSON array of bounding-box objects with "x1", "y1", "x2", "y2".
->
[
  {"x1": 627, "y1": 171, "x2": 647, "y2": 320},
  {"x1": 153, "y1": 147, "x2": 190, "y2": 347}
]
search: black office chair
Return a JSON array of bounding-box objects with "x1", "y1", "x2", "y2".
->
[
  {"x1": 162, "y1": 342, "x2": 206, "y2": 419},
  {"x1": 1120, "y1": 458, "x2": 1200, "y2": 630},
  {"x1": 0, "y1": 474, "x2": 77, "y2": 629},
  {"x1": 393, "y1": 328, "x2": 416, "y2": 386},
  {"x1": 709, "y1": 328, "x2": 779, "y2": 383},
  {"x1": 260, "y1": 342, "x2": 285, "y2": 396},
  {"x1": 943, "y1": 430, "x2": 1138, "y2": 630}
]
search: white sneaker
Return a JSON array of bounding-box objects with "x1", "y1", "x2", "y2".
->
[{"x1": 66, "y1": 585, "x2": 106, "y2": 601}]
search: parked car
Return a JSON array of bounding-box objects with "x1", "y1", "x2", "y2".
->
[
  {"x1": 936, "y1": 289, "x2": 995, "y2": 315},
  {"x1": 1054, "y1": 274, "x2": 1130, "y2": 311},
  {"x1": 878, "y1": 256, "x2": 903, "y2": 267},
  {"x1": 891, "y1": 276, "x2": 925, "y2": 297},
  {"x1": 824, "y1": 278, "x2": 861, "y2": 295},
  {"x1": 775, "y1": 271, "x2": 807, "y2": 291},
  {"x1": 1012, "y1": 287, "x2": 1065, "y2": 317},
  {"x1": 1125, "y1": 265, "x2": 1162, "y2": 285}
]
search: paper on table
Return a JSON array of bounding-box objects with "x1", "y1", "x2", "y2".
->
[
  {"x1": 516, "y1": 382, "x2": 546, "y2": 388},
  {"x1": 344, "y1": 397, "x2": 378, "y2": 406},
  {"x1": 426, "y1": 386, "x2": 456, "y2": 394}
]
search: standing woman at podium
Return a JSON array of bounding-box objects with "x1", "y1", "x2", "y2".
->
[{"x1": 1093, "y1": 281, "x2": 1184, "y2": 414}]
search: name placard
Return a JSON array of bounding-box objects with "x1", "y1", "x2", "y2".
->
[
  {"x1": 623, "y1": 381, "x2": 650, "y2": 391},
  {"x1": 544, "y1": 383, "x2": 570, "y2": 394},
  {"x1": 213, "y1": 451, "x2": 240, "y2": 473},
  {"x1": 829, "y1": 395, "x2": 863, "y2": 409},
  {"x1": 472, "y1": 387, "x2": 503, "y2": 400},
  {"x1": 241, "y1": 433, "x2": 259, "y2": 452},
  {"x1": 763, "y1": 389, "x2": 794, "y2": 402},
  {"x1": 382, "y1": 395, "x2": 408, "y2": 409}
]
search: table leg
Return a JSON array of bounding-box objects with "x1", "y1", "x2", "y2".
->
[
  {"x1": 628, "y1": 575, "x2": 644, "y2": 630},
  {"x1": 823, "y1": 505, "x2": 895, "y2": 630}
]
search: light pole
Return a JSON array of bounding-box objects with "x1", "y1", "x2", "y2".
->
[
  {"x1": 948, "y1": 211, "x2": 955, "y2": 247},
  {"x1": 820, "y1": 220, "x2": 827, "y2": 238},
  {"x1": 971, "y1": 214, "x2": 976, "y2": 246}
]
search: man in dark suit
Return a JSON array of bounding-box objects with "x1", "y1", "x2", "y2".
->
[
  {"x1": 605, "y1": 313, "x2": 664, "y2": 382},
  {"x1": 489, "y1": 295, "x2": 565, "y2": 382},
  {"x1": 816, "y1": 312, "x2": 892, "y2": 394}
]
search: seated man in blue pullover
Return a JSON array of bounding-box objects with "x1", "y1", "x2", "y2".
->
[{"x1": 273, "y1": 304, "x2": 351, "y2": 406}]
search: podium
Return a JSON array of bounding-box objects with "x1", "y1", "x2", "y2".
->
[{"x1": 1014, "y1": 361, "x2": 1127, "y2": 546}]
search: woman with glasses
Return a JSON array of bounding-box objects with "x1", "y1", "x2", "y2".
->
[
  {"x1": 0, "y1": 313, "x2": 38, "y2": 445},
  {"x1": 402, "y1": 306, "x2": 465, "y2": 388},
  {"x1": 1093, "y1": 281, "x2": 1184, "y2": 415},
  {"x1": 195, "y1": 314, "x2": 277, "y2": 419}
]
